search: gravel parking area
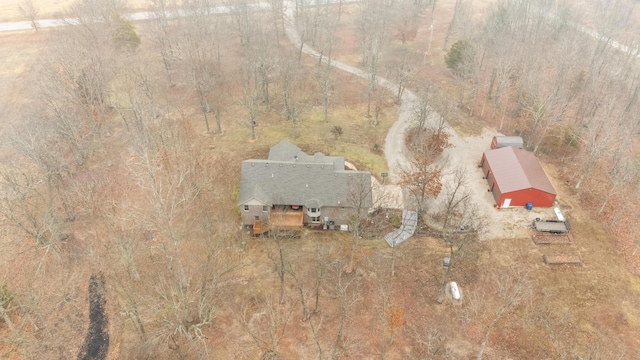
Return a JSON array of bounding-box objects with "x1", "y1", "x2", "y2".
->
[
  {"x1": 287, "y1": 14, "x2": 563, "y2": 241},
  {"x1": 425, "y1": 128, "x2": 560, "y2": 240}
]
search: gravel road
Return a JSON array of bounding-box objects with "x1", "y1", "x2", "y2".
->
[{"x1": 284, "y1": 9, "x2": 559, "y2": 240}]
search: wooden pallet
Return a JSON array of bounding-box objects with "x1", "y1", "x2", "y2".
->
[
  {"x1": 543, "y1": 254, "x2": 583, "y2": 265},
  {"x1": 533, "y1": 234, "x2": 572, "y2": 245}
]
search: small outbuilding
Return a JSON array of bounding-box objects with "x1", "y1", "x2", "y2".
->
[
  {"x1": 480, "y1": 147, "x2": 556, "y2": 208},
  {"x1": 491, "y1": 136, "x2": 524, "y2": 150}
]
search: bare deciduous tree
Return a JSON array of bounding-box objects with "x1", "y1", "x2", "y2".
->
[
  {"x1": 179, "y1": 4, "x2": 222, "y2": 134},
  {"x1": 346, "y1": 174, "x2": 373, "y2": 273},
  {"x1": 475, "y1": 268, "x2": 532, "y2": 360},
  {"x1": 150, "y1": 0, "x2": 179, "y2": 85},
  {"x1": 241, "y1": 78, "x2": 260, "y2": 141},
  {"x1": 330, "y1": 259, "x2": 361, "y2": 359},
  {"x1": 357, "y1": 0, "x2": 389, "y2": 118},
  {"x1": 240, "y1": 293, "x2": 293, "y2": 359},
  {"x1": 18, "y1": 0, "x2": 39, "y2": 30},
  {"x1": 434, "y1": 166, "x2": 484, "y2": 304},
  {"x1": 265, "y1": 227, "x2": 290, "y2": 305}
]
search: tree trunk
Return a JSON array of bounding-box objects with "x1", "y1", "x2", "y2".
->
[
  {"x1": 323, "y1": 90, "x2": 329, "y2": 123},
  {"x1": 279, "y1": 244, "x2": 286, "y2": 304},
  {"x1": 487, "y1": 68, "x2": 497, "y2": 99},
  {"x1": 0, "y1": 304, "x2": 15, "y2": 334},
  {"x1": 215, "y1": 105, "x2": 222, "y2": 134},
  {"x1": 390, "y1": 242, "x2": 396, "y2": 277}
]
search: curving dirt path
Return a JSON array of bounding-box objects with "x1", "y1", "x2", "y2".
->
[
  {"x1": 283, "y1": 7, "x2": 559, "y2": 240},
  {"x1": 0, "y1": 3, "x2": 560, "y2": 239},
  {"x1": 283, "y1": 6, "x2": 416, "y2": 184}
]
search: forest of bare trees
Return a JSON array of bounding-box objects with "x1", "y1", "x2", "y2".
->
[
  {"x1": 446, "y1": 0, "x2": 640, "y2": 203},
  {"x1": 1, "y1": 0, "x2": 640, "y2": 358}
]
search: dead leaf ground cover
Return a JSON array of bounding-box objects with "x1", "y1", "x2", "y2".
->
[{"x1": 0, "y1": 1, "x2": 640, "y2": 359}]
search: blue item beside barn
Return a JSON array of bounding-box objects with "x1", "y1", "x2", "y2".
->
[{"x1": 526, "y1": 202, "x2": 533, "y2": 210}]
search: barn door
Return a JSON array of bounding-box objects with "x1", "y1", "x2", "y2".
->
[{"x1": 503, "y1": 198, "x2": 511, "y2": 208}]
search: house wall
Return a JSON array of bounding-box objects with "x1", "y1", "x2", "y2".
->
[
  {"x1": 241, "y1": 205, "x2": 269, "y2": 226},
  {"x1": 242, "y1": 205, "x2": 358, "y2": 227},
  {"x1": 498, "y1": 189, "x2": 555, "y2": 207}
]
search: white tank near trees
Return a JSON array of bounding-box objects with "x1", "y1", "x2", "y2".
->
[{"x1": 450, "y1": 281, "x2": 461, "y2": 300}]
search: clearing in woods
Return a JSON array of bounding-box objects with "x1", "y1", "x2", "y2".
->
[{"x1": 0, "y1": 1, "x2": 639, "y2": 359}]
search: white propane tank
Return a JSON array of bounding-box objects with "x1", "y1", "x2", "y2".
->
[
  {"x1": 450, "y1": 281, "x2": 461, "y2": 300},
  {"x1": 554, "y1": 207, "x2": 565, "y2": 222}
]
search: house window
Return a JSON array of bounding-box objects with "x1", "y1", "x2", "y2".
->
[
  {"x1": 255, "y1": 216, "x2": 260, "y2": 221},
  {"x1": 244, "y1": 205, "x2": 249, "y2": 212},
  {"x1": 263, "y1": 205, "x2": 268, "y2": 212},
  {"x1": 311, "y1": 216, "x2": 321, "y2": 223},
  {"x1": 306, "y1": 204, "x2": 321, "y2": 218}
]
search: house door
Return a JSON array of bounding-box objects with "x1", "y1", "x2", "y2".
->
[{"x1": 502, "y1": 198, "x2": 511, "y2": 208}]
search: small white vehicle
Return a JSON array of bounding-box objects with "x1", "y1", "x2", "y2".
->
[{"x1": 450, "y1": 281, "x2": 461, "y2": 300}]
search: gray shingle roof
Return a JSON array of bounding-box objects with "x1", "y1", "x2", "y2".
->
[
  {"x1": 268, "y1": 139, "x2": 344, "y2": 171},
  {"x1": 239, "y1": 140, "x2": 372, "y2": 208}
]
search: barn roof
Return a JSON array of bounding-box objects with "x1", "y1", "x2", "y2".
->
[
  {"x1": 238, "y1": 140, "x2": 372, "y2": 208},
  {"x1": 483, "y1": 147, "x2": 556, "y2": 195}
]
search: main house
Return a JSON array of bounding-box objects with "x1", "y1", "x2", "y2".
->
[{"x1": 238, "y1": 140, "x2": 373, "y2": 234}]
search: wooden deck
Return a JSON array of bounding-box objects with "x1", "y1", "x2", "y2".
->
[
  {"x1": 253, "y1": 210, "x2": 304, "y2": 235},
  {"x1": 253, "y1": 220, "x2": 269, "y2": 235}
]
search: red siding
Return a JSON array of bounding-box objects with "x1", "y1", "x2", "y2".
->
[
  {"x1": 491, "y1": 136, "x2": 498, "y2": 150},
  {"x1": 480, "y1": 153, "x2": 555, "y2": 207},
  {"x1": 497, "y1": 189, "x2": 556, "y2": 207}
]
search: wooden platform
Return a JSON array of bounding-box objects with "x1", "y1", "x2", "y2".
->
[
  {"x1": 270, "y1": 210, "x2": 304, "y2": 230},
  {"x1": 252, "y1": 210, "x2": 304, "y2": 235},
  {"x1": 533, "y1": 234, "x2": 572, "y2": 245},
  {"x1": 253, "y1": 220, "x2": 269, "y2": 235},
  {"x1": 543, "y1": 254, "x2": 583, "y2": 265}
]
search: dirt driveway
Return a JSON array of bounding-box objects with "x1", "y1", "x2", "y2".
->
[
  {"x1": 286, "y1": 6, "x2": 560, "y2": 241},
  {"x1": 426, "y1": 128, "x2": 559, "y2": 240}
]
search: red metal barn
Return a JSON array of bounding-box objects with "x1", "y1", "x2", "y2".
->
[{"x1": 480, "y1": 147, "x2": 556, "y2": 208}]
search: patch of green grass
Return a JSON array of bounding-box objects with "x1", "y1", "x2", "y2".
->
[
  {"x1": 360, "y1": 238, "x2": 388, "y2": 249},
  {"x1": 331, "y1": 142, "x2": 387, "y2": 174},
  {"x1": 221, "y1": 103, "x2": 395, "y2": 175}
]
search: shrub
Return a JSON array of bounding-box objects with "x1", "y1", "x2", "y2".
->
[
  {"x1": 112, "y1": 14, "x2": 141, "y2": 51},
  {"x1": 331, "y1": 126, "x2": 343, "y2": 139},
  {"x1": 391, "y1": 214, "x2": 402, "y2": 228},
  {"x1": 445, "y1": 40, "x2": 474, "y2": 77},
  {"x1": 0, "y1": 283, "x2": 14, "y2": 310}
]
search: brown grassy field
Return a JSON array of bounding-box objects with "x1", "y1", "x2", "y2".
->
[
  {"x1": 0, "y1": 0, "x2": 150, "y2": 22},
  {"x1": 1, "y1": 1, "x2": 640, "y2": 359}
]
